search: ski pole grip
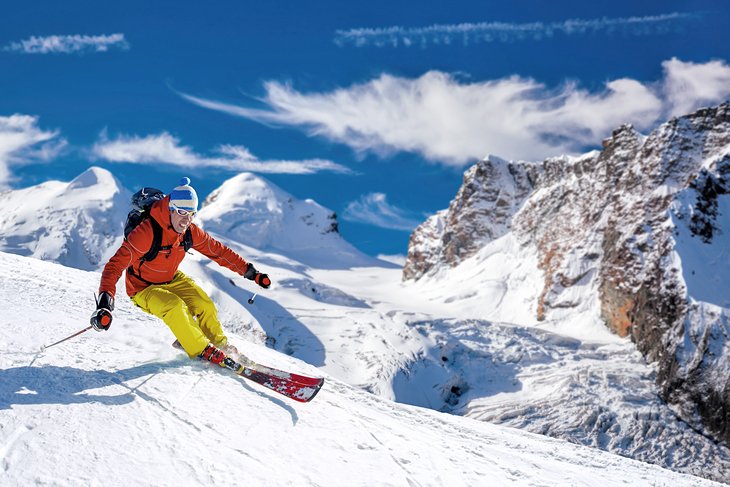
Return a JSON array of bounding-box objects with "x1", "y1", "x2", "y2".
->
[
  {"x1": 100, "y1": 311, "x2": 112, "y2": 326},
  {"x1": 90, "y1": 308, "x2": 113, "y2": 331}
]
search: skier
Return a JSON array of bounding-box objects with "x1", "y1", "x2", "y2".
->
[{"x1": 91, "y1": 177, "x2": 271, "y2": 364}]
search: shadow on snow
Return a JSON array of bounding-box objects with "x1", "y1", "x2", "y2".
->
[
  {"x1": 0, "y1": 360, "x2": 299, "y2": 424},
  {"x1": 218, "y1": 276, "x2": 326, "y2": 367}
]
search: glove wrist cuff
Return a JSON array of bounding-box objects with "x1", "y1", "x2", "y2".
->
[
  {"x1": 97, "y1": 291, "x2": 115, "y2": 311},
  {"x1": 243, "y1": 262, "x2": 257, "y2": 280}
]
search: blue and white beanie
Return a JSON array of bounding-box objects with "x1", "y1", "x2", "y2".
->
[{"x1": 169, "y1": 177, "x2": 198, "y2": 212}]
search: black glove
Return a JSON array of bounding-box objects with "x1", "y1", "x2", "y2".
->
[
  {"x1": 91, "y1": 292, "x2": 114, "y2": 332},
  {"x1": 243, "y1": 263, "x2": 271, "y2": 289}
]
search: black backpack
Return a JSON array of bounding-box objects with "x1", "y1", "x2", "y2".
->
[{"x1": 124, "y1": 187, "x2": 193, "y2": 264}]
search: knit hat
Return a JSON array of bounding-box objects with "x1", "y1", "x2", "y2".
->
[{"x1": 168, "y1": 177, "x2": 198, "y2": 212}]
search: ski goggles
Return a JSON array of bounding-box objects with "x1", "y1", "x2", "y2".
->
[{"x1": 170, "y1": 205, "x2": 196, "y2": 218}]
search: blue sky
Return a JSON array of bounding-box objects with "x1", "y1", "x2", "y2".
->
[{"x1": 1, "y1": 1, "x2": 729, "y2": 256}]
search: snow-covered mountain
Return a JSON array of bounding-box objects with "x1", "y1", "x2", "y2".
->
[
  {"x1": 198, "y1": 172, "x2": 384, "y2": 269},
  {"x1": 0, "y1": 251, "x2": 721, "y2": 487},
  {"x1": 0, "y1": 167, "x2": 129, "y2": 270},
  {"x1": 2, "y1": 164, "x2": 729, "y2": 482},
  {"x1": 404, "y1": 103, "x2": 730, "y2": 456}
]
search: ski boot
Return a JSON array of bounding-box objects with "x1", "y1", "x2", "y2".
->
[{"x1": 200, "y1": 344, "x2": 227, "y2": 365}]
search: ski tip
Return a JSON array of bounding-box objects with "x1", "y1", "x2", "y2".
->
[
  {"x1": 297, "y1": 378, "x2": 325, "y2": 403},
  {"x1": 306, "y1": 379, "x2": 325, "y2": 402}
]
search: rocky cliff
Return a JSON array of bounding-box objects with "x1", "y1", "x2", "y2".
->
[{"x1": 404, "y1": 102, "x2": 730, "y2": 446}]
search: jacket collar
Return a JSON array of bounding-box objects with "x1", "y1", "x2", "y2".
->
[{"x1": 150, "y1": 195, "x2": 174, "y2": 231}]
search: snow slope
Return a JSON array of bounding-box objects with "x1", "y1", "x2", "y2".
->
[
  {"x1": 0, "y1": 251, "x2": 720, "y2": 487},
  {"x1": 173, "y1": 227, "x2": 730, "y2": 482}
]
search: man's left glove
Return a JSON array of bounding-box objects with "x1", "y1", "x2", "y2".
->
[
  {"x1": 90, "y1": 291, "x2": 114, "y2": 332},
  {"x1": 243, "y1": 263, "x2": 272, "y2": 289}
]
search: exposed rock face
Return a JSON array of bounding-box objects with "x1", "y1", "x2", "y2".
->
[
  {"x1": 404, "y1": 103, "x2": 730, "y2": 446},
  {"x1": 403, "y1": 155, "x2": 533, "y2": 280}
]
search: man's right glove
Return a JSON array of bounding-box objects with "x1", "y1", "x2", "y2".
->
[
  {"x1": 91, "y1": 291, "x2": 114, "y2": 332},
  {"x1": 255, "y1": 273, "x2": 271, "y2": 289},
  {"x1": 243, "y1": 263, "x2": 271, "y2": 289}
]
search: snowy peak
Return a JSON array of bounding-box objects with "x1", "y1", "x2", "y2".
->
[
  {"x1": 199, "y1": 172, "x2": 337, "y2": 247},
  {"x1": 0, "y1": 168, "x2": 382, "y2": 271},
  {"x1": 0, "y1": 166, "x2": 129, "y2": 270},
  {"x1": 198, "y1": 172, "x2": 376, "y2": 268},
  {"x1": 403, "y1": 154, "x2": 534, "y2": 280},
  {"x1": 66, "y1": 166, "x2": 115, "y2": 191},
  {"x1": 403, "y1": 102, "x2": 730, "y2": 449}
]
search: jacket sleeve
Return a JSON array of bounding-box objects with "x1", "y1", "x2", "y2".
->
[
  {"x1": 190, "y1": 225, "x2": 250, "y2": 275},
  {"x1": 99, "y1": 221, "x2": 153, "y2": 298}
]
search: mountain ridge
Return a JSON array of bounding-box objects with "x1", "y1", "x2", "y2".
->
[{"x1": 404, "y1": 102, "x2": 730, "y2": 448}]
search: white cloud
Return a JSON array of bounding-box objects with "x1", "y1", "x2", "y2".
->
[
  {"x1": 179, "y1": 59, "x2": 730, "y2": 164},
  {"x1": 343, "y1": 193, "x2": 422, "y2": 231},
  {"x1": 214, "y1": 144, "x2": 351, "y2": 174},
  {"x1": 92, "y1": 131, "x2": 199, "y2": 165},
  {"x1": 661, "y1": 58, "x2": 730, "y2": 117},
  {"x1": 4, "y1": 34, "x2": 129, "y2": 54},
  {"x1": 0, "y1": 115, "x2": 65, "y2": 188},
  {"x1": 91, "y1": 131, "x2": 352, "y2": 175},
  {"x1": 334, "y1": 13, "x2": 698, "y2": 48},
  {"x1": 377, "y1": 253, "x2": 407, "y2": 266}
]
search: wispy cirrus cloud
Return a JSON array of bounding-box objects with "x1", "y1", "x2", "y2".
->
[
  {"x1": 0, "y1": 115, "x2": 66, "y2": 188},
  {"x1": 343, "y1": 193, "x2": 423, "y2": 231},
  {"x1": 179, "y1": 58, "x2": 730, "y2": 164},
  {"x1": 91, "y1": 131, "x2": 352, "y2": 175},
  {"x1": 334, "y1": 12, "x2": 699, "y2": 48},
  {"x1": 4, "y1": 33, "x2": 129, "y2": 54}
]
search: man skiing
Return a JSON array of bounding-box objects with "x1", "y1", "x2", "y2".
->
[{"x1": 91, "y1": 177, "x2": 271, "y2": 364}]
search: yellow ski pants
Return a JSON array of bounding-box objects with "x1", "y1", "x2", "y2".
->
[{"x1": 131, "y1": 271, "x2": 228, "y2": 357}]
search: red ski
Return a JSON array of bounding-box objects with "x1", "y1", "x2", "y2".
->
[
  {"x1": 235, "y1": 355, "x2": 323, "y2": 387},
  {"x1": 175, "y1": 341, "x2": 325, "y2": 402},
  {"x1": 222, "y1": 356, "x2": 324, "y2": 403}
]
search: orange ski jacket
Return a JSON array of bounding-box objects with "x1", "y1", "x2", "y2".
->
[{"x1": 99, "y1": 195, "x2": 250, "y2": 298}]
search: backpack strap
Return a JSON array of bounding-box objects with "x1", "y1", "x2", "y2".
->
[
  {"x1": 183, "y1": 227, "x2": 193, "y2": 252},
  {"x1": 154, "y1": 227, "x2": 193, "y2": 254},
  {"x1": 126, "y1": 221, "x2": 194, "y2": 285},
  {"x1": 126, "y1": 219, "x2": 165, "y2": 285},
  {"x1": 141, "y1": 218, "x2": 164, "y2": 263},
  {"x1": 131, "y1": 220, "x2": 192, "y2": 263},
  {"x1": 127, "y1": 268, "x2": 173, "y2": 286}
]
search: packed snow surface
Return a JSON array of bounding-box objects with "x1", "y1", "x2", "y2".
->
[{"x1": 0, "y1": 252, "x2": 720, "y2": 487}]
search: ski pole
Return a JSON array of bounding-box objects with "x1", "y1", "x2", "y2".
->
[
  {"x1": 40, "y1": 325, "x2": 93, "y2": 352},
  {"x1": 229, "y1": 279, "x2": 258, "y2": 304}
]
